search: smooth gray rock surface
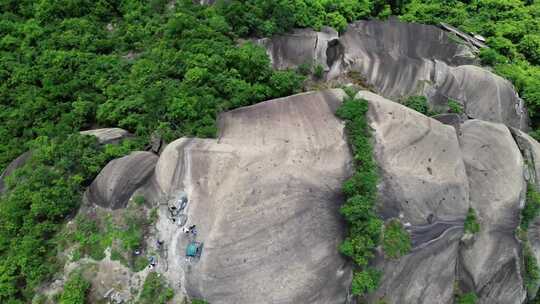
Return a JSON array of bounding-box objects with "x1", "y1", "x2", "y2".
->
[
  {"x1": 338, "y1": 20, "x2": 527, "y2": 129},
  {"x1": 511, "y1": 128, "x2": 540, "y2": 297},
  {"x1": 260, "y1": 19, "x2": 528, "y2": 129},
  {"x1": 86, "y1": 151, "x2": 158, "y2": 209},
  {"x1": 80, "y1": 128, "x2": 131, "y2": 144},
  {"x1": 432, "y1": 113, "x2": 463, "y2": 134},
  {"x1": 458, "y1": 120, "x2": 526, "y2": 304},
  {"x1": 359, "y1": 90, "x2": 470, "y2": 224},
  {"x1": 511, "y1": 128, "x2": 540, "y2": 190},
  {"x1": 257, "y1": 27, "x2": 339, "y2": 72},
  {"x1": 149, "y1": 90, "x2": 353, "y2": 304}
]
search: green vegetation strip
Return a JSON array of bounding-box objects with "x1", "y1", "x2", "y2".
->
[
  {"x1": 520, "y1": 184, "x2": 540, "y2": 299},
  {"x1": 336, "y1": 90, "x2": 383, "y2": 296},
  {"x1": 0, "y1": 135, "x2": 138, "y2": 302}
]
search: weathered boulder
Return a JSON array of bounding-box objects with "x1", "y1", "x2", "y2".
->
[
  {"x1": 150, "y1": 90, "x2": 353, "y2": 304},
  {"x1": 458, "y1": 120, "x2": 526, "y2": 304},
  {"x1": 0, "y1": 151, "x2": 31, "y2": 194},
  {"x1": 511, "y1": 128, "x2": 540, "y2": 190},
  {"x1": 359, "y1": 90, "x2": 469, "y2": 304},
  {"x1": 80, "y1": 128, "x2": 131, "y2": 144},
  {"x1": 337, "y1": 20, "x2": 527, "y2": 129},
  {"x1": 432, "y1": 113, "x2": 463, "y2": 134},
  {"x1": 86, "y1": 151, "x2": 158, "y2": 209},
  {"x1": 257, "y1": 27, "x2": 339, "y2": 72},
  {"x1": 438, "y1": 65, "x2": 527, "y2": 130},
  {"x1": 511, "y1": 128, "x2": 540, "y2": 298},
  {"x1": 370, "y1": 228, "x2": 462, "y2": 304}
]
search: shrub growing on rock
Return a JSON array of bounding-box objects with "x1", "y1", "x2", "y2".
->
[
  {"x1": 456, "y1": 292, "x2": 477, "y2": 304},
  {"x1": 382, "y1": 219, "x2": 411, "y2": 259},
  {"x1": 464, "y1": 207, "x2": 480, "y2": 234},
  {"x1": 403, "y1": 95, "x2": 430, "y2": 115},
  {"x1": 447, "y1": 99, "x2": 464, "y2": 114}
]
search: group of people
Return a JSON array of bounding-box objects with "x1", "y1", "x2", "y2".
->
[{"x1": 182, "y1": 224, "x2": 197, "y2": 235}]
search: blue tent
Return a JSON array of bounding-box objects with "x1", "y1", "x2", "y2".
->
[{"x1": 186, "y1": 242, "x2": 203, "y2": 257}]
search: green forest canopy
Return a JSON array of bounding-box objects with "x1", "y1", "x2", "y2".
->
[{"x1": 2, "y1": 0, "x2": 540, "y2": 302}]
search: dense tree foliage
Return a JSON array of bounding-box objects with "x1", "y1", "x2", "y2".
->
[
  {"x1": 0, "y1": 0, "x2": 302, "y2": 173},
  {"x1": 0, "y1": 1, "x2": 303, "y2": 301},
  {"x1": 59, "y1": 271, "x2": 91, "y2": 304},
  {"x1": 217, "y1": 0, "x2": 392, "y2": 34},
  {"x1": 0, "y1": 135, "x2": 138, "y2": 302}
]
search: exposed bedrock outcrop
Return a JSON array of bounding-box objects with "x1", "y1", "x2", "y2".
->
[
  {"x1": 358, "y1": 91, "x2": 469, "y2": 224},
  {"x1": 511, "y1": 128, "x2": 540, "y2": 297},
  {"x1": 83, "y1": 89, "x2": 536, "y2": 303},
  {"x1": 458, "y1": 120, "x2": 526, "y2": 304},
  {"x1": 85, "y1": 151, "x2": 158, "y2": 209},
  {"x1": 257, "y1": 27, "x2": 339, "y2": 72},
  {"x1": 261, "y1": 19, "x2": 528, "y2": 129},
  {"x1": 0, "y1": 151, "x2": 31, "y2": 195},
  {"x1": 358, "y1": 90, "x2": 527, "y2": 303},
  {"x1": 145, "y1": 90, "x2": 353, "y2": 304},
  {"x1": 359, "y1": 90, "x2": 468, "y2": 304}
]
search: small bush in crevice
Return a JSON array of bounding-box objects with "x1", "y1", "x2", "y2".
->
[
  {"x1": 448, "y1": 99, "x2": 464, "y2": 114},
  {"x1": 456, "y1": 292, "x2": 477, "y2": 304},
  {"x1": 403, "y1": 95, "x2": 430, "y2": 115},
  {"x1": 464, "y1": 207, "x2": 480, "y2": 234},
  {"x1": 382, "y1": 219, "x2": 411, "y2": 259}
]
